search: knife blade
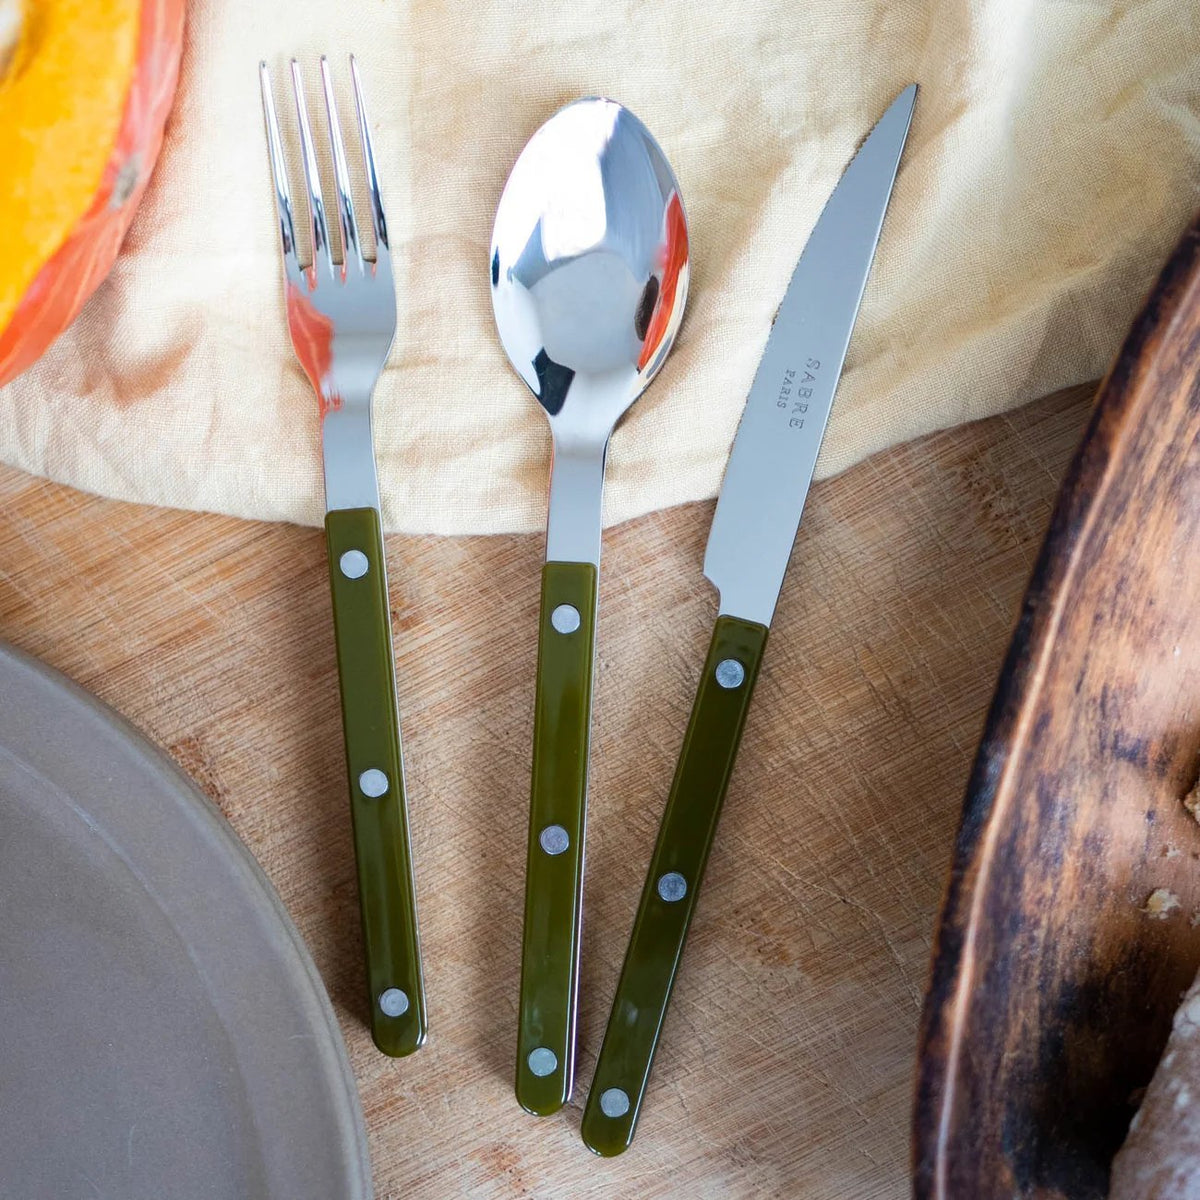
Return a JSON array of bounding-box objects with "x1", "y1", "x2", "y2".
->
[
  {"x1": 707, "y1": 82, "x2": 917, "y2": 627},
  {"x1": 581, "y1": 83, "x2": 917, "y2": 1155}
]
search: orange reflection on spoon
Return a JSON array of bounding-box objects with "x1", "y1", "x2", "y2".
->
[{"x1": 638, "y1": 191, "x2": 688, "y2": 371}]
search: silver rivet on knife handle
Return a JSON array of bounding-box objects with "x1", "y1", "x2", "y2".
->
[
  {"x1": 656, "y1": 872, "x2": 687, "y2": 902},
  {"x1": 714, "y1": 659, "x2": 745, "y2": 689},
  {"x1": 600, "y1": 1088, "x2": 631, "y2": 1118}
]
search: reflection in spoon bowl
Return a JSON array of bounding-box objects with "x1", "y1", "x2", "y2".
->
[{"x1": 492, "y1": 96, "x2": 688, "y2": 443}]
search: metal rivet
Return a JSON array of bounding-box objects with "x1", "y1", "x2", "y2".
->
[
  {"x1": 359, "y1": 768, "x2": 389, "y2": 798},
  {"x1": 339, "y1": 549, "x2": 369, "y2": 579},
  {"x1": 657, "y1": 871, "x2": 687, "y2": 902},
  {"x1": 379, "y1": 988, "x2": 409, "y2": 1017},
  {"x1": 600, "y1": 1088, "x2": 631, "y2": 1118},
  {"x1": 527, "y1": 1047, "x2": 558, "y2": 1077},
  {"x1": 550, "y1": 604, "x2": 581, "y2": 634},
  {"x1": 539, "y1": 824, "x2": 570, "y2": 855},
  {"x1": 714, "y1": 658, "x2": 745, "y2": 689}
]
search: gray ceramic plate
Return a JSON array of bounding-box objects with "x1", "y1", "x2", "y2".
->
[{"x1": 0, "y1": 643, "x2": 371, "y2": 1200}]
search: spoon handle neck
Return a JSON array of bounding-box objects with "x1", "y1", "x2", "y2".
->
[{"x1": 546, "y1": 437, "x2": 607, "y2": 566}]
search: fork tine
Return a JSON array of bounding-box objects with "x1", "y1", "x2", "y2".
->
[
  {"x1": 258, "y1": 62, "x2": 301, "y2": 282},
  {"x1": 349, "y1": 56, "x2": 389, "y2": 260},
  {"x1": 319, "y1": 57, "x2": 362, "y2": 275},
  {"x1": 289, "y1": 58, "x2": 334, "y2": 278}
]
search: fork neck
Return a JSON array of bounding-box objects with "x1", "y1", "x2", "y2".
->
[{"x1": 323, "y1": 398, "x2": 382, "y2": 514}]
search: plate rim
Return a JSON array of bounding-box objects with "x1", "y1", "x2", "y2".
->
[{"x1": 0, "y1": 640, "x2": 373, "y2": 1200}]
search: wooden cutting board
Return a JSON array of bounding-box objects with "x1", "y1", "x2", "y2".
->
[{"x1": 0, "y1": 383, "x2": 1092, "y2": 1199}]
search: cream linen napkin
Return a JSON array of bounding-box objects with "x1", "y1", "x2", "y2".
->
[{"x1": 0, "y1": 0, "x2": 1197, "y2": 534}]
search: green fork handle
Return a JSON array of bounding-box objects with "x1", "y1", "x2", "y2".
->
[
  {"x1": 581, "y1": 614, "x2": 769, "y2": 1154},
  {"x1": 325, "y1": 506, "x2": 426, "y2": 1057},
  {"x1": 516, "y1": 560, "x2": 599, "y2": 1115}
]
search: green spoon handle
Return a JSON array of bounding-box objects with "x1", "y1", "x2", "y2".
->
[
  {"x1": 325, "y1": 506, "x2": 426, "y2": 1057},
  {"x1": 581, "y1": 614, "x2": 768, "y2": 1154},
  {"x1": 516, "y1": 560, "x2": 599, "y2": 1114}
]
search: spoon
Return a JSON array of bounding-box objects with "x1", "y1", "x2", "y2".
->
[{"x1": 491, "y1": 97, "x2": 689, "y2": 1116}]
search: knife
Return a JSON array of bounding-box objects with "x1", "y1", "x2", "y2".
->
[{"x1": 580, "y1": 83, "x2": 918, "y2": 1154}]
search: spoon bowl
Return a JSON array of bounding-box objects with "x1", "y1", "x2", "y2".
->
[{"x1": 491, "y1": 97, "x2": 689, "y2": 451}]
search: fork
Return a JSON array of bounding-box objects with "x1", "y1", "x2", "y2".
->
[{"x1": 259, "y1": 56, "x2": 425, "y2": 1056}]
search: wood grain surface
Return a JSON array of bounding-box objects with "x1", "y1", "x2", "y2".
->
[
  {"x1": 915, "y1": 222, "x2": 1200, "y2": 1200},
  {"x1": 0, "y1": 383, "x2": 1092, "y2": 1199}
]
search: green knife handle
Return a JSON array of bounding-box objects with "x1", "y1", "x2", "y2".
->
[
  {"x1": 516, "y1": 560, "x2": 598, "y2": 1115},
  {"x1": 581, "y1": 614, "x2": 768, "y2": 1154},
  {"x1": 325, "y1": 506, "x2": 425, "y2": 1057}
]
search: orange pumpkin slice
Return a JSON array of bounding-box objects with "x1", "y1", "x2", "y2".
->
[{"x1": 0, "y1": 0, "x2": 184, "y2": 385}]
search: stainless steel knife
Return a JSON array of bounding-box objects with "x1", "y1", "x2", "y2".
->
[{"x1": 580, "y1": 83, "x2": 918, "y2": 1154}]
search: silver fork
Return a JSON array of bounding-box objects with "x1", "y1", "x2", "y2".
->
[{"x1": 259, "y1": 56, "x2": 425, "y2": 1057}]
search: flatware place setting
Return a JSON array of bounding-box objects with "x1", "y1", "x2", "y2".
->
[
  {"x1": 260, "y1": 55, "x2": 915, "y2": 1152},
  {"x1": 8, "y1": 3, "x2": 1200, "y2": 1192}
]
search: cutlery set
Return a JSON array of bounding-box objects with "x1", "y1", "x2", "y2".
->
[{"x1": 260, "y1": 57, "x2": 916, "y2": 1153}]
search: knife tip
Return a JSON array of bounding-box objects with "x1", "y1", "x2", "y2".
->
[{"x1": 883, "y1": 83, "x2": 919, "y2": 127}]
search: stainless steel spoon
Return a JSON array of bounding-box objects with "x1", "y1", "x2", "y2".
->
[{"x1": 490, "y1": 97, "x2": 689, "y2": 1116}]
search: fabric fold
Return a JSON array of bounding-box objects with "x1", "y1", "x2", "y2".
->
[{"x1": 1, "y1": 0, "x2": 1196, "y2": 534}]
